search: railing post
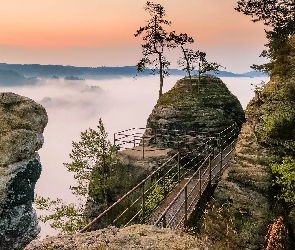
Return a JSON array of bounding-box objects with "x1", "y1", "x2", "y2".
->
[
  {"x1": 163, "y1": 213, "x2": 167, "y2": 228},
  {"x1": 219, "y1": 132, "x2": 222, "y2": 151},
  {"x1": 163, "y1": 172, "x2": 166, "y2": 196},
  {"x1": 199, "y1": 170, "x2": 202, "y2": 197},
  {"x1": 113, "y1": 133, "x2": 116, "y2": 146},
  {"x1": 219, "y1": 132, "x2": 222, "y2": 179},
  {"x1": 184, "y1": 186, "x2": 188, "y2": 225},
  {"x1": 209, "y1": 155, "x2": 212, "y2": 186},
  {"x1": 219, "y1": 151, "x2": 223, "y2": 179},
  {"x1": 142, "y1": 183, "x2": 145, "y2": 223},
  {"x1": 142, "y1": 136, "x2": 145, "y2": 159},
  {"x1": 133, "y1": 129, "x2": 136, "y2": 148},
  {"x1": 177, "y1": 152, "x2": 180, "y2": 183}
]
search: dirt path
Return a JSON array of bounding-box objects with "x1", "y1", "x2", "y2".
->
[{"x1": 120, "y1": 146, "x2": 171, "y2": 158}]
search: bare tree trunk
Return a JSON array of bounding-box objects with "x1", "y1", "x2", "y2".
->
[
  {"x1": 181, "y1": 46, "x2": 192, "y2": 81},
  {"x1": 159, "y1": 54, "x2": 163, "y2": 98},
  {"x1": 181, "y1": 46, "x2": 192, "y2": 92},
  {"x1": 198, "y1": 62, "x2": 201, "y2": 93}
]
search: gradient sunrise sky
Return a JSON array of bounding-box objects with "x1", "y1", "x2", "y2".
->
[{"x1": 0, "y1": 0, "x2": 267, "y2": 73}]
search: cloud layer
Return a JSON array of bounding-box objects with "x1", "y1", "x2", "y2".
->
[{"x1": 0, "y1": 75, "x2": 269, "y2": 237}]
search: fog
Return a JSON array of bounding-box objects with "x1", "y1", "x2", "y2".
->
[{"x1": 0, "y1": 75, "x2": 269, "y2": 237}]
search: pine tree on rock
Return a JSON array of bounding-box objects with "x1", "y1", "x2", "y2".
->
[{"x1": 135, "y1": 1, "x2": 173, "y2": 99}]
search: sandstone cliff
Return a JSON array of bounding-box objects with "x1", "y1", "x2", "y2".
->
[
  {"x1": 201, "y1": 74, "x2": 295, "y2": 249},
  {"x1": 0, "y1": 92, "x2": 48, "y2": 249},
  {"x1": 144, "y1": 75, "x2": 245, "y2": 151}
]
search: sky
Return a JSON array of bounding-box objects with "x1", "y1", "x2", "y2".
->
[{"x1": 0, "y1": 0, "x2": 268, "y2": 73}]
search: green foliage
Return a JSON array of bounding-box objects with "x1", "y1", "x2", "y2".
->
[
  {"x1": 262, "y1": 110, "x2": 295, "y2": 140},
  {"x1": 35, "y1": 118, "x2": 119, "y2": 233},
  {"x1": 271, "y1": 156, "x2": 295, "y2": 205},
  {"x1": 35, "y1": 195, "x2": 87, "y2": 233},
  {"x1": 142, "y1": 176, "x2": 176, "y2": 220},
  {"x1": 257, "y1": 78, "x2": 295, "y2": 145},
  {"x1": 135, "y1": 1, "x2": 173, "y2": 98},
  {"x1": 64, "y1": 118, "x2": 118, "y2": 199},
  {"x1": 235, "y1": 0, "x2": 295, "y2": 77}
]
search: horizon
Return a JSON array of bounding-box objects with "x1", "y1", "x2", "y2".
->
[{"x1": 0, "y1": 61, "x2": 266, "y2": 75}]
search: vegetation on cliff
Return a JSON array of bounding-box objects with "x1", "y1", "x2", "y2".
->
[
  {"x1": 135, "y1": 1, "x2": 221, "y2": 99},
  {"x1": 35, "y1": 119, "x2": 120, "y2": 233},
  {"x1": 199, "y1": 47, "x2": 295, "y2": 249},
  {"x1": 146, "y1": 74, "x2": 244, "y2": 135},
  {"x1": 197, "y1": 2, "x2": 295, "y2": 248}
]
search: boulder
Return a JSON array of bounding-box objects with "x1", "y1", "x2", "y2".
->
[{"x1": 0, "y1": 92, "x2": 47, "y2": 250}]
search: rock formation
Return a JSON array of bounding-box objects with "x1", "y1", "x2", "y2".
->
[
  {"x1": 25, "y1": 224, "x2": 209, "y2": 250},
  {"x1": 144, "y1": 75, "x2": 245, "y2": 151},
  {"x1": 201, "y1": 74, "x2": 295, "y2": 249},
  {"x1": 0, "y1": 92, "x2": 48, "y2": 250},
  {"x1": 85, "y1": 75, "x2": 245, "y2": 232}
]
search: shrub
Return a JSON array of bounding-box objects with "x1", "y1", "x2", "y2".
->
[{"x1": 271, "y1": 156, "x2": 295, "y2": 205}]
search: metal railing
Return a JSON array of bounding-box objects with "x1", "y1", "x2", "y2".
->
[
  {"x1": 113, "y1": 124, "x2": 237, "y2": 159},
  {"x1": 153, "y1": 139, "x2": 236, "y2": 229},
  {"x1": 79, "y1": 123, "x2": 238, "y2": 233}
]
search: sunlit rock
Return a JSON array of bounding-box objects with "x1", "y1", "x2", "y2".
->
[
  {"x1": 144, "y1": 75, "x2": 245, "y2": 151},
  {"x1": 0, "y1": 92, "x2": 47, "y2": 250}
]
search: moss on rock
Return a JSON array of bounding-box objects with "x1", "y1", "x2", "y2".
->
[{"x1": 146, "y1": 75, "x2": 244, "y2": 139}]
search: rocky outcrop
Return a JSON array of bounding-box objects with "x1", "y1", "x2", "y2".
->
[
  {"x1": 25, "y1": 224, "x2": 209, "y2": 249},
  {"x1": 85, "y1": 75, "x2": 245, "y2": 232},
  {"x1": 0, "y1": 92, "x2": 48, "y2": 249},
  {"x1": 201, "y1": 74, "x2": 295, "y2": 249},
  {"x1": 144, "y1": 75, "x2": 245, "y2": 151},
  {"x1": 201, "y1": 119, "x2": 274, "y2": 249}
]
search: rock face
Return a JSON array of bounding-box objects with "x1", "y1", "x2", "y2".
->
[
  {"x1": 0, "y1": 92, "x2": 48, "y2": 250},
  {"x1": 85, "y1": 75, "x2": 245, "y2": 231},
  {"x1": 144, "y1": 75, "x2": 245, "y2": 150},
  {"x1": 25, "y1": 224, "x2": 209, "y2": 250},
  {"x1": 202, "y1": 120, "x2": 274, "y2": 249},
  {"x1": 201, "y1": 74, "x2": 295, "y2": 249}
]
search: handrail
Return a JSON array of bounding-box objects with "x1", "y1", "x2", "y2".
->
[
  {"x1": 153, "y1": 138, "x2": 236, "y2": 229},
  {"x1": 79, "y1": 152, "x2": 179, "y2": 233},
  {"x1": 80, "y1": 123, "x2": 239, "y2": 233},
  {"x1": 154, "y1": 155, "x2": 211, "y2": 226}
]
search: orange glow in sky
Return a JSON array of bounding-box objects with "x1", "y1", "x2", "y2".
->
[{"x1": 0, "y1": 0, "x2": 267, "y2": 72}]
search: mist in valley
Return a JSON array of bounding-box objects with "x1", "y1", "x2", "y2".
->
[{"x1": 0, "y1": 75, "x2": 269, "y2": 237}]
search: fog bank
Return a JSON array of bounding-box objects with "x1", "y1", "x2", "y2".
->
[{"x1": 0, "y1": 75, "x2": 268, "y2": 237}]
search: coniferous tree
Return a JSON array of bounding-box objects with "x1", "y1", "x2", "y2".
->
[
  {"x1": 135, "y1": 1, "x2": 173, "y2": 98},
  {"x1": 169, "y1": 31, "x2": 222, "y2": 91},
  {"x1": 168, "y1": 32, "x2": 195, "y2": 81},
  {"x1": 235, "y1": 0, "x2": 295, "y2": 76},
  {"x1": 35, "y1": 119, "x2": 118, "y2": 233}
]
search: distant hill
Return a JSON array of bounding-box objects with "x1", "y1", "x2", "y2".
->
[
  {"x1": 0, "y1": 69, "x2": 37, "y2": 86},
  {"x1": 0, "y1": 63, "x2": 268, "y2": 80},
  {"x1": 64, "y1": 76, "x2": 85, "y2": 81}
]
